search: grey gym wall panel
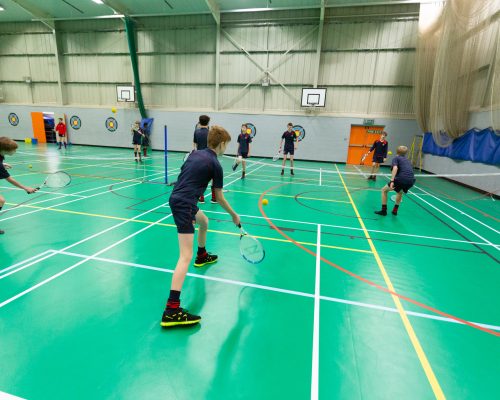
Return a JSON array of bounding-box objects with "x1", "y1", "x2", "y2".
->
[
  {"x1": 376, "y1": 20, "x2": 418, "y2": 49},
  {"x1": 30, "y1": 57, "x2": 59, "y2": 83},
  {"x1": 219, "y1": 86, "x2": 265, "y2": 111},
  {"x1": 319, "y1": 52, "x2": 377, "y2": 85},
  {"x1": 268, "y1": 52, "x2": 316, "y2": 85},
  {"x1": 32, "y1": 83, "x2": 58, "y2": 104},
  {"x1": 369, "y1": 88, "x2": 414, "y2": 116},
  {"x1": 220, "y1": 54, "x2": 267, "y2": 84},
  {"x1": 137, "y1": 27, "x2": 215, "y2": 54},
  {"x1": 0, "y1": 22, "x2": 49, "y2": 34},
  {"x1": 176, "y1": 86, "x2": 215, "y2": 110},
  {"x1": 0, "y1": 57, "x2": 31, "y2": 81},
  {"x1": 139, "y1": 54, "x2": 215, "y2": 84},
  {"x1": 62, "y1": 31, "x2": 128, "y2": 54},
  {"x1": 326, "y1": 87, "x2": 370, "y2": 114},
  {"x1": 372, "y1": 52, "x2": 415, "y2": 86},
  {"x1": 0, "y1": 83, "x2": 31, "y2": 103}
]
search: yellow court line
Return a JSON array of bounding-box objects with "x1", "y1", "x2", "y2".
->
[
  {"x1": 334, "y1": 165, "x2": 445, "y2": 399},
  {"x1": 7, "y1": 202, "x2": 372, "y2": 254},
  {"x1": 227, "y1": 188, "x2": 351, "y2": 204}
]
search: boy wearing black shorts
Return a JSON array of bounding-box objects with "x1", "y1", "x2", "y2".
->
[
  {"x1": 0, "y1": 137, "x2": 37, "y2": 234},
  {"x1": 375, "y1": 146, "x2": 415, "y2": 216},
  {"x1": 162, "y1": 126, "x2": 240, "y2": 327},
  {"x1": 193, "y1": 115, "x2": 216, "y2": 203},
  {"x1": 232, "y1": 124, "x2": 252, "y2": 179},
  {"x1": 367, "y1": 131, "x2": 388, "y2": 181},
  {"x1": 279, "y1": 122, "x2": 298, "y2": 176}
]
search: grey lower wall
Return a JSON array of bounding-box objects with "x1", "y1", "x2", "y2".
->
[
  {"x1": 421, "y1": 111, "x2": 500, "y2": 193},
  {"x1": 0, "y1": 104, "x2": 419, "y2": 163}
]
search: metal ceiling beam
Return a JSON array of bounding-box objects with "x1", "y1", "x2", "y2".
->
[
  {"x1": 205, "y1": 0, "x2": 220, "y2": 25},
  {"x1": 9, "y1": 0, "x2": 55, "y2": 30},
  {"x1": 101, "y1": 0, "x2": 131, "y2": 17},
  {"x1": 313, "y1": 0, "x2": 325, "y2": 88},
  {"x1": 205, "y1": 1, "x2": 221, "y2": 110}
]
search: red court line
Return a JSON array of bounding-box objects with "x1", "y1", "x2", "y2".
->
[{"x1": 258, "y1": 181, "x2": 500, "y2": 337}]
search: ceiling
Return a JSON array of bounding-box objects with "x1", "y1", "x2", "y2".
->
[{"x1": 0, "y1": 0, "x2": 424, "y2": 22}]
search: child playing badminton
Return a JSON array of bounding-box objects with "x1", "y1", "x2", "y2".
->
[
  {"x1": 367, "y1": 131, "x2": 388, "y2": 181},
  {"x1": 232, "y1": 123, "x2": 252, "y2": 179},
  {"x1": 279, "y1": 122, "x2": 298, "y2": 176},
  {"x1": 0, "y1": 137, "x2": 37, "y2": 234},
  {"x1": 162, "y1": 126, "x2": 240, "y2": 327},
  {"x1": 375, "y1": 145, "x2": 415, "y2": 216},
  {"x1": 131, "y1": 121, "x2": 144, "y2": 163},
  {"x1": 193, "y1": 115, "x2": 216, "y2": 203}
]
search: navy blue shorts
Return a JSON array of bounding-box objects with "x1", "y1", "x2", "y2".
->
[
  {"x1": 169, "y1": 197, "x2": 199, "y2": 234},
  {"x1": 238, "y1": 152, "x2": 249, "y2": 159},
  {"x1": 390, "y1": 179, "x2": 415, "y2": 194},
  {"x1": 283, "y1": 147, "x2": 294, "y2": 156},
  {"x1": 372, "y1": 155, "x2": 385, "y2": 163}
]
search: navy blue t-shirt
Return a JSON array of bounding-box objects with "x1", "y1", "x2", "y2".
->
[
  {"x1": 237, "y1": 134, "x2": 252, "y2": 154},
  {"x1": 0, "y1": 155, "x2": 10, "y2": 180},
  {"x1": 370, "y1": 139, "x2": 388, "y2": 157},
  {"x1": 392, "y1": 155, "x2": 415, "y2": 183},
  {"x1": 170, "y1": 148, "x2": 223, "y2": 206},
  {"x1": 193, "y1": 127, "x2": 209, "y2": 150},
  {"x1": 281, "y1": 131, "x2": 296, "y2": 149}
]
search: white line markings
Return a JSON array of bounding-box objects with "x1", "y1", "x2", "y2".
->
[
  {"x1": 49, "y1": 250, "x2": 500, "y2": 333},
  {"x1": 311, "y1": 224, "x2": 321, "y2": 400}
]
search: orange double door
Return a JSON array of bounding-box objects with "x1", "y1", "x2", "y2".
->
[{"x1": 346, "y1": 125, "x2": 385, "y2": 165}]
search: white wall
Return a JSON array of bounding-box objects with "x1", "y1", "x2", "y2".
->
[{"x1": 0, "y1": 104, "x2": 419, "y2": 163}]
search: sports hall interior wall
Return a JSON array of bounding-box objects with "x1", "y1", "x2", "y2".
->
[{"x1": 0, "y1": 104, "x2": 419, "y2": 164}]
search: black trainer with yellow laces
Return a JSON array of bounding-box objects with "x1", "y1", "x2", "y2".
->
[
  {"x1": 161, "y1": 308, "x2": 201, "y2": 327},
  {"x1": 194, "y1": 252, "x2": 218, "y2": 267}
]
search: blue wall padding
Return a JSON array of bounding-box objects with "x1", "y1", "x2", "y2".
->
[{"x1": 422, "y1": 128, "x2": 500, "y2": 165}]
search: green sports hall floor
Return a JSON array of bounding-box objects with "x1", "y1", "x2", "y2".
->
[{"x1": 0, "y1": 143, "x2": 498, "y2": 400}]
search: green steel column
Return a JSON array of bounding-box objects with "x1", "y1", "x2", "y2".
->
[{"x1": 124, "y1": 17, "x2": 147, "y2": 119}]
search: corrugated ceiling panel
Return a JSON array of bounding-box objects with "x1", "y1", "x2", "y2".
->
[
  {"x1": 377, "y1": 20, "x2": 418, "y2": 49},
  {"x1": 139, "y1": 54, "x2": 215, "y2": 84},
  {"x1": 319, "y1": 52, "x2": 376, "y2": 85},
  {"x1": 64, "y1": 56, "x2": 99, "y2": 82},
  {"x1": 25, "y1": 33, "x2": 56, "y2": 54},
  {"x1": 62, "y1": 31, "x2": 128, "y2": 54},
  {"x1": 32, "y1": 83, "x2": 58, "y2": 103},
  {"x1": 1, "y1": 83, "x2": 31, "y2": 103},
  {"x1": 269, "y1": 52, "x2": 316, "y2": 85},
  {"x1": 327, "y1": 87, "x2": 371, "y2": 114},
  {"x1": 176, "y1": 86, "x2": 214, "y2": 109},
  {"x1": 220, "y1": 86, "x2": 265, "y2": 110},
  {"x1": 369, "y1": 88, "x2": 414, "y2": 115},
  {"x1": 0, "y1": 57, "x2": 30, "y2": 80},
  {"x1": 220, "y1": 54, "x2": 266, "y2": 84},
  {"x1": 30, "y1": 56, "x2": 58, "y2": 82},
  {"x1": 138, "y1": 27, "x2": 215, "y2": 54},
  {"x1": 373, "y1": 52, "x2": 414, "y2": 85}
]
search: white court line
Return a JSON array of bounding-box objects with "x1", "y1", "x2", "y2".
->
[
  {"x1": 0, "y1": 201, "x2": 171, "y2": 279},
  {"x1": 0, "y1": 250, "x2": 56, "y2": 274},
  {"x1": 0, "y1": 211, "x2": 173, "y2": 310},
  {"x1": 194, "y1": 209, "x2": 499, "y2": 248},
  {"x1": 412, "y1": 192, "x2": 500, "y2": 252},
  {"x1": 311, "y1": 224, "x2": 321, "y2": 400},
  {"x1": 53, "y1": 250, "x2": 500, "y2": 333},
  {"x1": 0, "y1": 160, "x2": 259, "y2": 282},
  {"x1": 0, "y1": 390, "x2": 26, "y2": 400},
  {"x1": 0, "y1": 167, "x2": 170, "y2": 222},
  {"x1": 0, "y1": 186, "x2": 86, "y2": 198},
  {"x1": 415, "y1": 185, "x2": 500, "y2": 235}
]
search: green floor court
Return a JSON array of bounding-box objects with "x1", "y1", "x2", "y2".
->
[{"x1": 1, "y1": 143, "x2": 499, "y2": 400}]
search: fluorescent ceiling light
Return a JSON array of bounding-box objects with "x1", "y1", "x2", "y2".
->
[
  {"x1": 92, "y1": 0, "x2": 104, "y2": 4},
  {"x1": 0, "y1": 6, "x2": 5, "y2": 11}
]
